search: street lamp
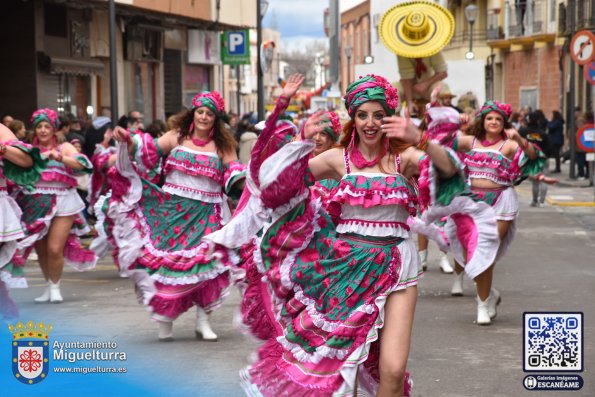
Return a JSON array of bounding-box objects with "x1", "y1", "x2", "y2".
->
[
  {"x1": 344, "y1": 46, "x2": 353, "y2": 86},
  {"x1": 317, "y1": 54, "x2": 325, "y2": 88},
  {"x1": 464, "y1": 3, "x2": 479, "y2": 60},
  {"x1": 257, "y1": 0, "x2": 269, "y2": 121}
]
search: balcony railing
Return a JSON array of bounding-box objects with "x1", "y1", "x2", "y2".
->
[
  {"x1": 504, "y1": 0, "x2": 555, "y2": 38},
  {"x1": 444, "y1": 29, "x2": 488, "y2": 49}
]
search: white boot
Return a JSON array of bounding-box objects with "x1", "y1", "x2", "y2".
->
[
  {"x1": 419, "y1": 249, "x2": 428, "y2": 271},
  {"x1": 477, "y1": 296, "x2": 491, "y2": 326},
  {"x1": 34, "y1": 282, "x2": 51, "y2": 303},
  {"x1": 49, "y1": 281, "x2": 63, "y2": 303},
  {"x1": 157, "y1": 321, "x2": 174, "y2": 342},
  {"x1": 487, "y1": 288, "x2": 501, "y2": 319},
  {"x1": 439, "y1": 254, "x2": 454, "y2": 273},
  {"x1": 451, "y1": 272, "x2": 464, "y2": 296},
  {"x1": 196, "y1": 307, "x2": 218, "y2": 341}
]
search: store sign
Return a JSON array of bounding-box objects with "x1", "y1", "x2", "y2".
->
[{"x1": 221, "y1": 30, "x2": 250, "y2": 65}]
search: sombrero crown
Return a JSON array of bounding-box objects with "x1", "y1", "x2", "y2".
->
[{"x1": 379, "y1": 1, "x2": 455, "y2": 58}]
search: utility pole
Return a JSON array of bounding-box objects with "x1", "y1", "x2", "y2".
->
[
  {"x1": 568, "y1": 0, "x2": 577, "y2": 179},
  {"x1": 328, "y1": 0, "x2": 340, "y2": 89},
  {"x1": 108, "y1": 0, "x2": 118, "y2": 125}
]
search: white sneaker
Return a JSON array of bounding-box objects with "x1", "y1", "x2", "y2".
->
[
  {"x1": 158, "y1": 321, "x2": 174, "y2": 342},
  {"x1": 451, "y1": 272, "x2": 464, "y2": 296},
  {"x1": 477, "y1": 297, "x2": 491, "y2": 325},
  {"x1": 49, "y1": 281, "x2": 63, "y2": 303},
  {"x1": 34, "y1": 283, "x2": 51, "y2": 303},
  {"x1": 419, "y1": 249, "x2": 428, "y2": 271},
  {"x1": 196, "y1": 307, "x2": 218, "y2": 341},
  {"x1": 488, "y1": 288, "x2": 501, "y2": 319},
  {"x1": 439, "y1": 254, "x2": 454, "y2": 273}
]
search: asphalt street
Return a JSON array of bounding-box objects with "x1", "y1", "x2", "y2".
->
[{"x1": 6, "y1": 175, "x2": 595, "y2": 397}]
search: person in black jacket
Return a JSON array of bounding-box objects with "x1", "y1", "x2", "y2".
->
[
  {"x1": 547, "y1": 110, "x2": 564, "y2": 173},
  {"x1": 520, "y1": 111, "x2": 554, "y2": 206}
]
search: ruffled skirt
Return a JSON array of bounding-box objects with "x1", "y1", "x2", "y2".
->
[
  {"x1": 239, "y1": 198, "x2": 419, "y2": 396},
  {"x1": 0, "y1": 193, "x2": 26, "y2": 320},
  {"x1": 15, "y1": 190, "x2": 97, "y2": 272},
  {"x1": 110, "y1": 178, "x2": 242, "y2": 321},
  {"x1": 442, "y1": 187, "x2": 517, "y2": 279}
]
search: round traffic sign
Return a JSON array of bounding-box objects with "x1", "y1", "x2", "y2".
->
[
  {"x1": 570, "y1": 30, "x2": 595, "y2": 65},
  {"x1": 584, "y1": 61, "x2": 595, "y2": 84},
  {"x1": 577, "y1": 123, "x2": 595, "y2": 152}
]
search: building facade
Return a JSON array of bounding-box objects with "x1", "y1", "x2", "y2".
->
[{"x1": 0, "y1": 0, "x2": 255, "y2": 125}]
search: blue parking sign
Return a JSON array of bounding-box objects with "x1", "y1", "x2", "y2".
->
[{"x1": 221, "y1": 30, "x2": 250, "y2": 64}]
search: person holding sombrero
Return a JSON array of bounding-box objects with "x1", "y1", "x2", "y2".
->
[{"x1": 379, "y1": 1, "x2": 454, "y2": 115}]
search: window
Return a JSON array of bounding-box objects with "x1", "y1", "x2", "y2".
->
[
  {"x1": 520, "y1": 87, "x2": 538, "y2": 111},
  {"x1": 45, "y1": 4, "x2": 67, "y2": 37}
]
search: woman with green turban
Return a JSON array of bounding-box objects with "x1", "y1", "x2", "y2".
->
[{"x1": 239, "y1": 74, "x2": 463, "y2": 397}]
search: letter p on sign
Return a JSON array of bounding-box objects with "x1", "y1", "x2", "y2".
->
[{"x1": 228, "y1": 32, "x2": 245, "y2": 55}]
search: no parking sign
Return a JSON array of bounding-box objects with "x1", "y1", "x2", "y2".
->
[
  {"x1": 577, "y1": 123, "x2": 595, "y2": 152},
  {"x1": 584, "y1": 61, "x2": 595, "y2": 85}
]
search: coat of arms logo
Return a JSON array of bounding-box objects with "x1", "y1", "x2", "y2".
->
[{"x1": 8, "y1": 321, "x2": 52, "y2": 384}]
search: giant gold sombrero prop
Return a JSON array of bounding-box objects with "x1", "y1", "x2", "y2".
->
[{"x1": 379, "y1": 1, "x2": 455, "y2": 59}]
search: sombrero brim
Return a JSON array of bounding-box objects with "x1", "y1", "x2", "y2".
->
[{"x1": 379, "y1": 1, "x2": 455, "y2": 59}]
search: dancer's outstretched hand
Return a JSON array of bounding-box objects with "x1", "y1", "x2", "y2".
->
[
  {"x1": 382, "y1": 114, "x2": 422, "y2": 145},
  {"x1": 302, "y1": 110, "x2": 330, "y2": 140},
  {"x1": 113, "y1": 126, "x2": 131, "y2": 143},
  {"x1": 281, "y1": 74, "x2": 305, "y2": 99}
]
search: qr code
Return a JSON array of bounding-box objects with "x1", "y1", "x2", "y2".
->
[{"x1": 523, "y1": 312, "x2": 583, "y2": 372}]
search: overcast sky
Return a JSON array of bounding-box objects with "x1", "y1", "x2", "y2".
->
[
  {"x1": 262, "y1": 0, "x2": 367, "y2": 51},
  {"x1": 262, "y1": 0, "x2": 327, "y2": 51}
]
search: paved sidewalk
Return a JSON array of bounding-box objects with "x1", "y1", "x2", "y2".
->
[{"x1": 540, "y1": 159, "x2": 595, "y2": 206}]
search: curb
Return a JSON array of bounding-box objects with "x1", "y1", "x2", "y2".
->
[{"x1": 546, "y1": 197, "x2": 595, "y2": 207}]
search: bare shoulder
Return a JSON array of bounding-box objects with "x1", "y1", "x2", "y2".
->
[
  {"x1": 0, "y1": 124, "x2": 16, "y2": 142},
  {"x1": 457, "y1": 135, "x2": 474, "y2": 152},
  {"x1": 157, "y1": 129, "x2": 179, "y2": 154},
  {"x1": 60, "y1": 141, "x2": 78, "y2": 155},
  {"x1": 221, "y1": 148, "x2": 239, "y2": 165}
]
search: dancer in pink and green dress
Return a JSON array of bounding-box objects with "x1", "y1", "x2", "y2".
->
[
  {"x1": 0, "y1": 123, "x2": 46, "y2": 319},
  {"x1": 238, "y1": 75, "x2": 465, "y2": 397},
  {"x1": 442, "y1": 101, "x2": 545, "y2": 325},
  {"x1": 15, "y1": 108, "x2": 96, "y2": 304},
  {"x1": 112, "y1": 91, "x2": 246, "y2": 341},
  {"x1": 204, "y1": 75, "x2": 345, "y2": 344}
]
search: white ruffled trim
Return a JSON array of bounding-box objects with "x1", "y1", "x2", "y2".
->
[
  {"x1": 163, "y1": 169, "x2": 223, "y2": 202},
  {"x1": 336, "y1": 220, "x2": 410, "y2": 238},
  {"x1": 148, "y1": 249, "x2": 240, "y2": 286},
  {"x1": 0, "y1": 241, "x2": 18, "y2": 270},
  {"x1": 433, "y1": 196, "x2": 500, "y2": 279},
  {"x1": 334, "y1": 184, "x2": 415, "y2": 202},
  {"x1": 0, "y1": 266, "x2": 27, "y2": 289},
  {"x1": 115, "y1": 142, "x2": 143, "y2": 211},
  {"x1": 259, "y1": 140, "x2": 315, "y2": 190},
  {"x1": 224, "y1": 168, "x2": 247, "y2": 193},
  {"x1": 23, "y1": 185, "x2": 71, "y2": 196},
  {"x1": 276, "y1": 196, "x2": 321, "y2": 291},
  {"x1": 0, "y1": 195, "x2": 24, "y2": 243},
  {"x1": 89, "y1": 192, "x2": 113, "y2": 258},
  {"x1": 407, "y1": 215, "x2": 449, "y2": 252},
  {"x1": 162, "y1": 183, "x2": 223, "y2": 203},
  {"x1": 203, "y1": 194, "x2": 267, "y2": 248}
]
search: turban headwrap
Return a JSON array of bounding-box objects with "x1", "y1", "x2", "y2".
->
[
  {"x1": 321, "y1": 111, "x2": 342, "y2": 141},
  {"x1": 476, "y1": 100, "x2": 513, "y2": 120},
  {"x1": 31, "y1": 108, "x2": 59, "y2": 130},
  {"x1": 344, "y1": 74, "x2": 399, "y2": 117},
  {"x1": 191, "y1": 91, "x2": 225, "y2": 115}
]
